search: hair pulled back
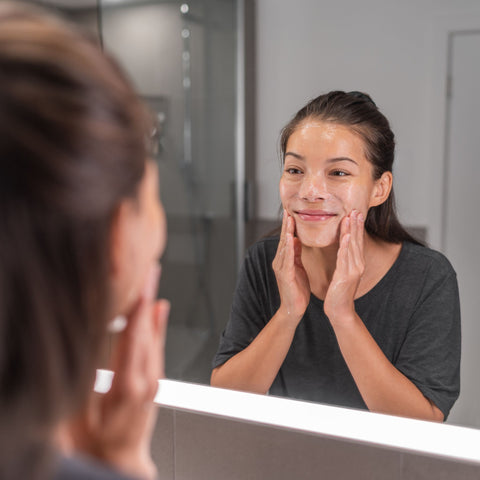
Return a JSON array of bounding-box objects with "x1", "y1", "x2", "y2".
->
[{"x1": 280, "y1": 91, "x2": 422, "y2": 245}]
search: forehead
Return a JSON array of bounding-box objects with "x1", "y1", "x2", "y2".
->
[{"x1": 286, "y1": 120, "x2": 369, "y2": 161}]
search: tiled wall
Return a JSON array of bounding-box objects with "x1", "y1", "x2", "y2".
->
[{"x1": 151, "y1": 407, "x2": 480, "y2": 480}]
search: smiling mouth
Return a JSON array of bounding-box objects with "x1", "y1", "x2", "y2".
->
[{"x1": 295, "y1": 210, "x2": 338, "y2": 222}]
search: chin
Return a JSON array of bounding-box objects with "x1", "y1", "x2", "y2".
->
[{"x1": 295, "y1": 224, "x2": 340, "y2": 249}]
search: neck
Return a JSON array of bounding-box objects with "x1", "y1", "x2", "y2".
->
[
  {"x1": 301, "y1": 233, "x2": 381, "y2": 300},
  {"x1": 301, "y1": 242, "x2": 339, "y2": 284}
]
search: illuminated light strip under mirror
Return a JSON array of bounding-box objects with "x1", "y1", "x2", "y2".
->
[{"x1": 94, "y1": 369, "x2": 480, "y2": 466}]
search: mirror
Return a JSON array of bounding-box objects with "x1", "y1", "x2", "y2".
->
[
  {"x1": 31, "y1": 0, "x2": 480, "y2": 431},
  {"x1": 251, "y1": 0, "x2": 480, "y2": 431}
]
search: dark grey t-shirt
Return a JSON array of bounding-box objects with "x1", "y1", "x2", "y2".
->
[
  {"x1": 53, "y1": 455, "x2": 138, "y2": 480},
  {"x1": 213, "y1": 238, "x2": 461, "y2": 418}
]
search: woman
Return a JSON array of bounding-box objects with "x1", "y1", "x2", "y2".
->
[
  {"x1": 212, "y1": 91, "x2": 461, "y2": 422},
  {"x1": 0, "y1": 3, "x2": 169, "y2": 479}
]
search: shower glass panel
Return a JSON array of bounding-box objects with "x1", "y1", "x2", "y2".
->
[{"x1": 99, "y1": 0, "x2": 240, "y2": 384}]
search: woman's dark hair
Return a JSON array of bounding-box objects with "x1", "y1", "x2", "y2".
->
[
  {"x1": 0, "y1": 3, "x2": 152, "y2": 478},
  {"x1": 280, "y1": 90, "x2": 423, "y2": 246}
]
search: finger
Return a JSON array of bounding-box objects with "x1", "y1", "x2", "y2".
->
[
  {"x1": 287, "y1": 213, "x2": 295, "y2": 236},
  {"x1": 275, "y1": 210, "x2": 293, "y2": 267},
  {"x1": 349, "y1": 210, "x2": 357, "y2": 241},
  {"x1": 274, "y1": 210, "x2": 289, "y2": 267},
  {"x1": 122, "y1": 263, "x2": 160, "y2": 345},
  {"x1": 336, "y1": 231, "x2": 350, "y2": 274},
  {"x1": 334, "y1": 215, "x2": 350, "y2": 275},
  {"x1": 156, "y1": 300, "x2": 170, "y2": 380},
  {"x1": 285, "y1": 230, "x2": 295, "y2": 270},
  {"x1": 283, "y1": 210, "x2": 296, "y2": 246},
  {"x1": 356, "y1": 211, "x2": 365, "y2": 256},
  {"x1": 279, "y1": 209, "x2": 288, "y2": 247},
  {"x1": 147, "y1": 299, "x2": 170, "y2": 381},
  {"x1": 116, "y1": 298, "x2": 167, "y2": 411},
  {"x1": 110, "y1": 265, "x2": 160, "y2": 390},
  {"x1": 348, "y1": 210, "x2": 358, "y2": 257},
  {"x1": 349, "y1": 211, "x2": 364, "y2": 271},
  {"x1": 109, "y1": 303, "x2": 149, "y2": 397},
  {"x1": 339, "y1": 213, "x2": 351, "y2": 243},
  {"x1": 293, "y1": 236, "x2": 303, "y2": 268},
  {"x1": 138, "y1": 300, "x2": 169, "y2": 406},
  {"x1": 132, "y1": 264, "x2": 161, "y2": 361}
]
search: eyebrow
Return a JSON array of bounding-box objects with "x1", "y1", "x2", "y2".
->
[{"x1": 284, "y1": 152, "x2": 359, "y2": 166}]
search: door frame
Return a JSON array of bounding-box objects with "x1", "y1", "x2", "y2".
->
[
  {"x1": 430, "y1": 11, "x2": 480, "y2": 250},
  {"x1": 441, "y1": 28, "x2": 480, "y2": 251}
]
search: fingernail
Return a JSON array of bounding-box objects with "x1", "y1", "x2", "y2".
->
[{"x1": 358, "y1": 212, "x2": 364, "y2": 222}]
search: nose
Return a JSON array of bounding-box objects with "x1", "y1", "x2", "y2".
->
[{"x1": 298, "y1": 173, "x2": 330, "y2": 201}]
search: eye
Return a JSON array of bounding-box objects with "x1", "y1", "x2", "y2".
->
[
  {"x1": 285, "y1": 167, "x2": 303, "y2": 175},
  {"x1": 330, "y1": 169, "x2": 349, "y2": 177}
]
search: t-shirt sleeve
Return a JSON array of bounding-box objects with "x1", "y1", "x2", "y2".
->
[
  {"x1": 212, "y1": 244, "x2": 271, "y2": 370},
  {"x1": 394, "y1": 261, "x2": 461, "y2": 420}
]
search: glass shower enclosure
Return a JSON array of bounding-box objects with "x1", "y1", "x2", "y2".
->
[{"x1": 98, "y1": 0, "x2": 245, "y2": 384}]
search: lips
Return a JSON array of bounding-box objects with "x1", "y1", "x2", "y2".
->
[{"x1": 295, "y1": 210, "x2": 338, "y2": 222}]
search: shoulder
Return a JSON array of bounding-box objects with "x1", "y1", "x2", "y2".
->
[
  {"x1": 393, "y1": 242, "x2": 458, "y2": 301},
  {"x1": 53, "y1": 455, "x2": 137, "y2": 480},
  {"x1": 400, "y1": 242, "x2": 456, "y2": 278},
  {"x1": 245, "y1": 235, "x2": 279, "y2": 264}
]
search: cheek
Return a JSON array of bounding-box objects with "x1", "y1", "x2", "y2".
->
[
  {"x1": 340, "y1": 183, "x2": 372, "y2": 215},
  {"x1": 141, "y1": 201, "x2": 165, "y2": 268},
  {"x1": 130, "y1": 201, "x2": 166, "y2": 299},
  {"x1": 279, "y1": 177, "x2": 295, "y2": 208}
]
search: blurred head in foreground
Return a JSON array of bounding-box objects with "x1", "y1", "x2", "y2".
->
[{"x1": 0, "y1": 2, "x2": 167, "y2": 478}]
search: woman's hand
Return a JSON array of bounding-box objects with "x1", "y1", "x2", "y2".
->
[
  {"x1": 324, "y1": 210, "x2": 365, "y2": 323},
  {"x1": 272, "y1": 210, "x2": 310, "y2": 323},
  {"x1": 68, "y1": 264, "x2": 170, "y2": 480}
]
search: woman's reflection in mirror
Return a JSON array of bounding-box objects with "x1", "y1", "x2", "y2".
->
[{"x1": 211, "y1": 91, "x2": 460, "y2": 422}]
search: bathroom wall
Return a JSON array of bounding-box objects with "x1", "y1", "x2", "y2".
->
[{"x1": 254, "y1": 0, "x2": 480, "y2": 249}]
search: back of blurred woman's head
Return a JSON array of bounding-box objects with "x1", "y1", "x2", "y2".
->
[{"x1": 0, "y1": 3, "x2": 151, "y2": 477}]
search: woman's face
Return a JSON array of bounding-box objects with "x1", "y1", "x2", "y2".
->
[
  {"x1": 113, "y1": 160, "x2": 167, "y2": 316},
  {"x1": 279, "y1": 120, "x2": 388, "y2": 248}
]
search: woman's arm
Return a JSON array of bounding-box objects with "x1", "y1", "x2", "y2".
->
[
  {"x1": 330, "y1": 314, "x2": 444, "y2": 421},
  {"x1": 211, "y1": 307, "x2": 299, "y2": 394},
  {"x1": 324, "y1": 211, "x2": 444, "y2": 422},
  {"x1": 211, "y1": 211, "x2": 310, "y2": 394}
]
